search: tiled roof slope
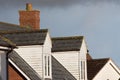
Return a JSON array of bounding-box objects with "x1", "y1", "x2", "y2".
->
[
  {"x1": 8, "y1": 50, "x2": 41, "y2": 80},
  {"x1": 0, "y1": 29, "x2": 48, "y2": 46},
  {"x1": 87, "y1": 58, "x2": 109, "y2": 80},
  {"x1": 52, "y1": 36, "x2": 83, "y2": 52},
  {"x1": 0, "y1": 22, "x2": 27, "y2": 31},
  {"x1": 52, "y1": 56, "x2": 76, "y2": 80},
  {"x1": 0, "y1": 35, "x2": 16, "y2": 48}
]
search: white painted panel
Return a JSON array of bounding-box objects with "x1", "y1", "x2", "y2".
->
[
  {"x1": 93, "y1": 60, "x2": 120, "y2": 80},
  {"x1": 43, "y1": 32, "x2": 52, "y2": 54},
  {"x1": 79, "y1": 39, "x2": 87, "y2": 80},
  {"x1": 14, "y1": 45, "x2": 43, "y2": 77},
  {"x1": 53, "y1": 51, "x2": 80, "y2": 80},
  {"x1": 14, "y1": 33, "x2": 52, "y2": 79},
  {"x1": 43, "y1": 32, "x2": 52, "y2": 79},
  {"x1": 53, "y1": 38, "x2": 88, "y2": 80}
]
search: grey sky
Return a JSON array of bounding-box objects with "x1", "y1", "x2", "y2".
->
[
  {"x1": 0, "y1": 0, "x2": 120, "y2": 8},
  {"x1": 0, "y1": 0, "x2": 120, "y2": 67}
]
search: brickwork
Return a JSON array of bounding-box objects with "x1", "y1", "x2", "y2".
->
[
  {"x1": 8, "y1": 65, "x2": 24, "y2": 80},
  {"x1": 19, "y1": 10, "x2": 40, "y2": 30}
]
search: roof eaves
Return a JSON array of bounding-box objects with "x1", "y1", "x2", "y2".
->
[
  {"x1": 52, "y1": 48, "x2": 80, "y2": 52},
  {"x1": 52, "y1": 36, "x2": 84, "y2": 40},
  {"x1": 0, "y1": 29, "x2": 48, "y2": 34}
]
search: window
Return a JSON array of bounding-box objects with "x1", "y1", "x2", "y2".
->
[
  {"x1": 44, "y1": 55, "x2": 51, "y2": 77},
  {"x1": 81, "y1": 61, "x2": 85, "y2": 79}
]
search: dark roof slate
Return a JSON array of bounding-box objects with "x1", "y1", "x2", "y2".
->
[
  {"x1": 52, "y1": 56, "x2": 76, "y2": 80},
  {"x1": 52, "y1": 36, "x2": 83, "y2": 52},
  {"x1": 0, "y1": 22, "x2": 27, "y2": 31},
  {"x1": 87, "y1": 58, "x2": 109, "y2": 80},
  {"x1": 8, "y1": 50, "x2": 41, "y2": 80},
  {"x1": 0, "y1": 35, "x2": 16, "y2": 48},
  {"x1": 0, "y1": 29, "x2": 48, "y2": 46}
]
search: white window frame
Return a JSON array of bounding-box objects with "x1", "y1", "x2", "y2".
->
[
  {"x1": 43, "y1": 54, "x2": 51, "y2": 78},
  {"x1": 81, "y1": 61, "x2": 85, "y2": 79}
]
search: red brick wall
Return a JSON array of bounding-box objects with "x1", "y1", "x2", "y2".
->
[
  {"x1": 8, "y1": 65, "x2": 24, "y2": 80},
  {"x1": 19, "y1": 10, "x2": 40, "y2": 30}
]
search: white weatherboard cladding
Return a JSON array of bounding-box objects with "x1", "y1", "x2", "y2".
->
[
  {"x1": 43, "y1": 32, "x2": 52, "y2": 79},
  {"x1": 43, "y1": 32, "x2": 52, "y2": 54},
  {"x1": 52, "y1": 39, "x2": 88, "y2": 80},
  {"x1": 53, "y1": 51, "x2": 79, "y2": 80},
  {"x1": 14, "y1": 33, "x2": 52, "y2": 79},
  {"x1": 14, "y1": 45, "x2": 43, "y2": 77},
  {"x1": 93, "y1": 60, "x2": 120, "y2": 80},
  {"x1": 79, "y1": 39, "x2": 87, "y2": 80}
]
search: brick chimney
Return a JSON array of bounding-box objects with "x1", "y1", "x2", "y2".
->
[{"x1": 19, "y1": 3, "x2": 40, "y2": 30}]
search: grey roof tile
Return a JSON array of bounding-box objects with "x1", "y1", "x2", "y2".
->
[
  {"x1": 52, "y1": 56, "x2": 76, "y2": 80},
  {"x1": 0, "y1": 29, "x2": 48, "y2": 46},
  {"x1": 8, "y1": 50, "x2": 41, "y2": 80},
  {"x1": 0, "y1": 35, "x2": 16, "y2": 48},
  {"x1": 0, "y1": 22, "x2": 27, "y2": 31},
  {"x1": 52, "y1": 36, "x2": 83, "y2": 52}
]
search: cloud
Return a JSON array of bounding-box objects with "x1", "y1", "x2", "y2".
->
[{"x1": 0, "y1": 0, "x2": 120, "y2": 8}]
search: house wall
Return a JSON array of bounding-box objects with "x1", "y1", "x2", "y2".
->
[
  {"x1": 14, "y1": 45, "x2": 43, "y2": 76},
  {"x1": 0, "y1": 51, "x2": 7, "y2": 80},
  {"x1": 52, "y1": 39, "x2": 88, "y2": 80},
  {"x1": 93, "y1": 60, "x2": 120, "y2": 80},
  {"x1": 79, "y1": 39, "x2": 87, "y2": 80},
  {"x1": 52, "y1": 51, "x2": 80, "y2": 80},
  {"x1": 8, "y1": 65, "x2": 24, "y2": 80},
  {"x1": 14, "y1": 33, "x2": 52, "y2": 79},
  {"x1": 43, "y1": 32, "x2": 52, "y2": 79}
]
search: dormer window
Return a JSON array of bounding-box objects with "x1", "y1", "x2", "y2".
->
[
  {"x1": 81, "y1": 61, "x2": 85, "y2": 79},
  {"x1": 43, "y1": 54, "x2": 51, "y2": 78}
]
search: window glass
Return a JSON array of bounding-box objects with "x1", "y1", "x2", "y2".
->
[
  {"x1": 44, "y1": 55, "x2": 51, "y2": 77},
  {"x1": 81, "y1": 61, "x2": 85, "y2": 79}
]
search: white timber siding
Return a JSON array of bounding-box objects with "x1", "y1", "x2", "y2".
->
[
  {"x1": 79, "y1": 39, "x2": 87, "y2": 80},
  {"x1": 52, "y1": 51, "x2": 80, "y2": 79},
  {"x1": 14, "y1": 32, "x2": 52, "y2": 79},
  {"x1": 43, "y1": 32, "x2": 52, "y2": 79},
  {"x1": 14, "y1": 45, "x2": 43, "y2": 77},
  {"x1": 93, "y1": 60, "x2": 120, "y2": 80},
  {"x1": 52, "y1": 38, "x2": 88, "y2": 80},
  {"x1": 0, "y1": 50, "x2": 7, "y2": 80}
]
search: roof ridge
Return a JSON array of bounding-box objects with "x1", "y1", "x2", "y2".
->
[
  {"x1": 52, "y1": 36, "x2": 84, "y2": 40},
  {"x1": 0, "y1": 21, "x2": 20, "y2": 27},
  {"x1": 0, "y1": 29, "x2": 48, "y2": 34}
]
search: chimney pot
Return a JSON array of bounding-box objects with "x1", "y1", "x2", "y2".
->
[
  {"x1": 26, "y1": 3, "x2": 32, "y2": 11},
  {"x1": 19, "y1": 3, "x2": 40, "y2": 30}
]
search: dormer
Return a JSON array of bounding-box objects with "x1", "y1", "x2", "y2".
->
[
  {"x1": 52, "y1": 36, "x2": 88, "y2": 80},
  {"x1": 1, "y1": 29, "x2": 52, "y2": 80}
]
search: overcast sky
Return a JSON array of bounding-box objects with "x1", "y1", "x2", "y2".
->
[{"x1": 0, "y1": 0, "x2": 120, "y2": 67}]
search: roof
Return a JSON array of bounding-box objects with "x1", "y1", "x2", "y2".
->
[
  {"x1": 52, "y1": 36, "x2": 83, "y2": 52},
  {"x1": 8, "y1": 50, "x2": 41, "y2": 80},
  {"x1": 0, "y1": 22, "x2": 27, "y2": 31},
  {"x1": 0, "y1": 29, "x2": 48, "y2": 46},
  {"x1": 0, "y1": 35, "x2": 16, "y2": 48},
  {"x1": 87, "y1": 58, "x2": 110, "y2": 80},
  {"x1": 52, "y1": 56, "x2": 76, "y2": 80},
  {"x1": 87, "y1": 53, "x2": 92, "y2": 60}
]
